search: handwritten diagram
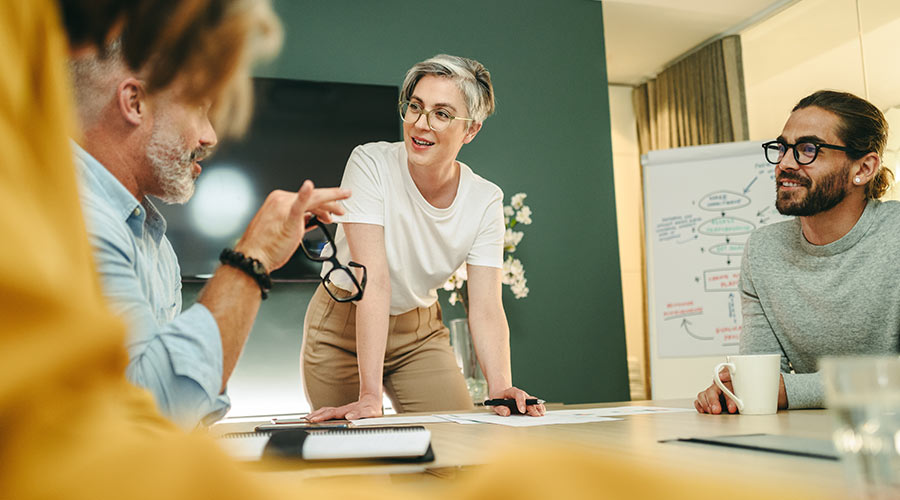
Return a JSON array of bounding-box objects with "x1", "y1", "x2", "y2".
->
[{"x1": 643, "y1": 142, "x2": 789, "y2": 358}]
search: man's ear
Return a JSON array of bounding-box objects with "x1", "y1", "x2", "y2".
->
[
  {"x1": 852, "y1": 152, "x2": 881, "y2": 185},
  {"x1": 463, "y1": 121, "x2": 482, "y2": 144},
  {"x1": 117, "y1": 78, "x2": 147, "y2": 126}
]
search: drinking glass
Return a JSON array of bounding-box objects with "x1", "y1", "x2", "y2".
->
[
  {"x1": 448, "y1": 318, "x2": 487, "y2": 403},
  {"x1": 821, "y1": 356, "x2": 900, "y2": 499}
]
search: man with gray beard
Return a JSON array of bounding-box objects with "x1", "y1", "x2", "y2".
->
[{"x1": 69, "y1": 45, "x2": 350, "y2": 429}]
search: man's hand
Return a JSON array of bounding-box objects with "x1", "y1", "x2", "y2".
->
[
  {"x1": 234, "y1": 180, "x2": 350, "y2": 271},
  {"x1": 694, "y1": 368, "x2": 738, "y2": 414},
  {"x1": 306, "y1": 394, "x2": 383, "y2": 422},
  {"x1": 488, "y1": 386, "x2": 545, "y2": 417},
  {"x1": 694, "y1": 370, "x2": 788, "y2": 414}
]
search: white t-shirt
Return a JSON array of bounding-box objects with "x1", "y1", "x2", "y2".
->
[{"x1": 324, "y1": 141, "x2": 504, "y2": 315}]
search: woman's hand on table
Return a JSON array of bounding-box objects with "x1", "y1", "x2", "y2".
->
[
  {"x1": 488, "y1": 386, "x2": 546, "y2": 417},
  {"x1": 306, "y1": 394, "x2": 383, "y2": 422}
]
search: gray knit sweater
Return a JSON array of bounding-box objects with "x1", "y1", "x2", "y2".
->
[{"x1": 739, "y1": 198, "x2": 900, "y2": 409}]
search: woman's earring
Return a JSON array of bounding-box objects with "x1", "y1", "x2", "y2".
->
[{"x1": 854, "y1": 176, "x2": 862, "y2": 184}]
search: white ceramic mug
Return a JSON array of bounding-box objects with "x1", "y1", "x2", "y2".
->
[{"x1": 713, "y1": 354, "x2": 782, "y2": 415}]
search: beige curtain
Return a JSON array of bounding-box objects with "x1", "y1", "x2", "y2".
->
[{"x1": 633, "y1": 35, "x2": 749, "y2": 155}]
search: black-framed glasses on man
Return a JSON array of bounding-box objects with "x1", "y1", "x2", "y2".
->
[
  {"x1": 300, "y1": 216, "x2": 367, "y2": 302},
  {"x1": 762, "y1": 140, "x2": 864, "y2": 166}
]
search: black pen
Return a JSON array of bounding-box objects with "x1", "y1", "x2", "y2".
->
[{"x1": 483, "y1": 398, "x2": 544, "y2": 408}]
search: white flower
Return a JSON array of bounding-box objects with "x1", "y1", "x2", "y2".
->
[
  {"x1": 502, "y1": 256, "x2": 526, "y2": 286},
  {"x1": 441, "y1": 264, "x2": 468, "y2": 293},
  {"x1": 453, "y1": 264, "x2": 467, "y2": 282},
  {"x1": 511, "y1": 280, "x2": 529, "y2": 299},
  {"x1": 504, "y1": 229, "x2": 524, "y2": 253},
  {"x1": 445, "y1": 191, "x2": 532, "y2": 307},
  {"x1": 510, "y1": 192, "x2": 527, "y2": 210},
  {"x1": 508, "y1": 257, "x2": 524, "y2": 276},
  {"x1": 516, "y1": 206, "x2": 532, "y2": 225},
  {"x1": 502, "y1": 255, "x2": 513, "y2": 270}
]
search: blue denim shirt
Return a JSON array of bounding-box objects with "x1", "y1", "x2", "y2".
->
[{"x1": 73, "y1": 142, "x2": 230, "y2": 429}]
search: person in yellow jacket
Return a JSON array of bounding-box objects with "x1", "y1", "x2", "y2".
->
[{"x1": 0, "y1": 1, "x2": 842, "y2": 499}]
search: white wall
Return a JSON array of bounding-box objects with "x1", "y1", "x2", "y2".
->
[
  {"x1": 607, "y1": 85, "x2": 648, "y2": 400},
  {"x1": 743, "y1": 0, "x2": 900, "y2": 193},
  {"x1": 743, "y1": 0, "x2": 900, "y2": 134},
  {"x1": 743, "y1": 0, "x2": 865, "y2": 140}
]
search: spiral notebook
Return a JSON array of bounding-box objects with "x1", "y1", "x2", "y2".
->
[{"x1": 219, "y1": 426, "x2": 434, "y2": 462}]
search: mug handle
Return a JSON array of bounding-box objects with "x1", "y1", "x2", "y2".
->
[{"x1": 713, "y1": 362, "x2": 744, "y2": 413}]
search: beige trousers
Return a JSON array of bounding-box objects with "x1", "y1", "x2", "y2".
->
[{"x1": 301, "y1": 283, "x2": 474, "y2": 413}]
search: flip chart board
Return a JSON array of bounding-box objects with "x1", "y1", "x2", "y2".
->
[{"x1": 642, "y1": 140, "x2": 790, "y2": 360}]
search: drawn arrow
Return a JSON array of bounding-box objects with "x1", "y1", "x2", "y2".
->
[
  {"x1": 743, "y1": 175, "x2": 758, "y2": 194},
  {"x1": 757, "y1": 206, "x2": 771, "y2": 216},
  {"x1": 681, "y1": 318, "x2": 713, "y2": 341},
  {"x1": 728, "y1": 293, "x2": 736, "y2": 322},
  {"x1": 727, "y1": 257, "x2": 732, "y2": 265},
  {"x1": 725, "y1": 236, "x2": 730, "y2": 243},
  {"x1": 677, "y1": 234, "x2": 699, "y2": 244}
]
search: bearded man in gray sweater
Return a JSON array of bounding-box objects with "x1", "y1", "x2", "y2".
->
[{"x1": 695, "y1": 90, "x2": 899, "y2": 414}]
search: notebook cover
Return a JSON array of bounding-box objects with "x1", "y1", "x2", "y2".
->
[{"x1": 263, "y1": 426, "x2": 435, "y2": 463}]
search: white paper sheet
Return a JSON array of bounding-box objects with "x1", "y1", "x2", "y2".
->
[
  {"x1": 436, "y1": 406, "x2": 691, "y2": 427},
  {"x1": 551, "y1": 406, "x2": 694, "y2": 417},
  {"x1": 441, "y1": 412, "x2": 621, "y2": 427},
  {"x1": 350, "y1": 406, "x2": 691, "y2": 428},
  {"x1": 435, "y1": 414, "x2": 487, "y2": 425},
  {"x1": 350, "y1": 415, "x2": 453, "y2": 426}
]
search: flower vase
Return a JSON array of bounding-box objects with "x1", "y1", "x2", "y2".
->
[{"x1": 448, "y1": 318, "x2": 487, "y2": 404}]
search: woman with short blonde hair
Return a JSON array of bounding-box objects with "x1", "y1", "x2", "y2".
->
[{"x1": 303, "y1": 54, "x2": 545, "y2": 421}]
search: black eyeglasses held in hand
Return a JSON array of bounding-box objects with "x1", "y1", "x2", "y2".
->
[{"x1": 300, "y1": 216, "x2": 367, "y2": 302}]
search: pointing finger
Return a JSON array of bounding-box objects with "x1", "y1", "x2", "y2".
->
[{"x1": 288, "y1": 180, "x2": 315, "y2": 222}]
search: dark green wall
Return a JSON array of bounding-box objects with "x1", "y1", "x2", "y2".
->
[{"x1": 249, "y1": 0, "x2": 628, "y2": 404}]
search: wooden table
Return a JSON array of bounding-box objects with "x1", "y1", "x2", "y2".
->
[{"x1": 209, "y1": 399, "x2": 851, "y2": 495}]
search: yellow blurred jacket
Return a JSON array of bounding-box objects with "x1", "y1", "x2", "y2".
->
[
  {"x1": 0, "y1": 1, "x2": 283, "y2": 498},
  {"x1": 0, "y1": 1, "x2": 842, "y2": 499}
]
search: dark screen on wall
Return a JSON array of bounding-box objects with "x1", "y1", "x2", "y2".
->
[{"x1": 155, "y1": 77, "x2": 400, "y2": 280}]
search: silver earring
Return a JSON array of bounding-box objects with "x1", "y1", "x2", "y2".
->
[{"x1": 854, "y1": 176, "x2": 862, "y2": 184}]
